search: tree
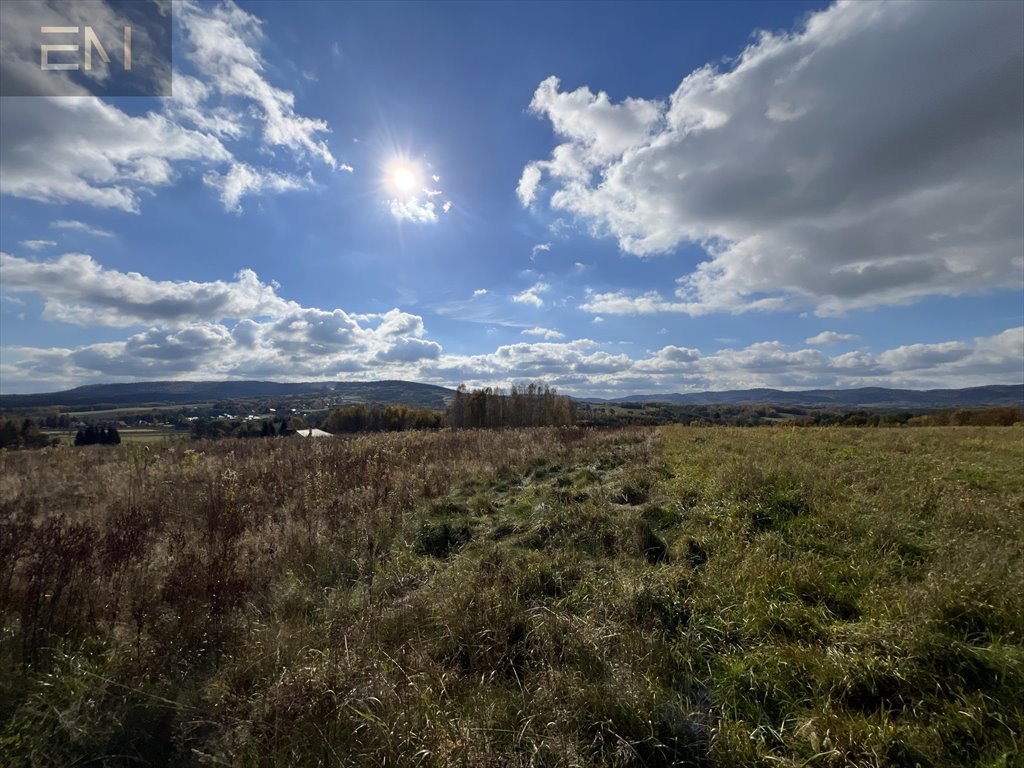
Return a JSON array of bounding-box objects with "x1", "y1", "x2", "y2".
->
[
  {"x1": 190, "y1": 419, "x2": 209, "y2": 440},
  {"x1": 446, "y1": 382, "x2": 575, "y2": 429},
  {"x1": 20, "y1": 419, "x2": 49, "y2": 448},
  {"x1": 322, "y1": 404, "x2": 443, "y2": 434},
  {"x1": 0, "y1": 418, "x2": 22, "y2": 449}
]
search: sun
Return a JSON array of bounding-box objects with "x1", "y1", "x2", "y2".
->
[{"x1": 390, "y1": 164, "x2": 417, "y2": 195}]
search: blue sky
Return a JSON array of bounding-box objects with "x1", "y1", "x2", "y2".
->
[{"x1": 1, "y1": 0, "x2": 1022, "y2": 395}]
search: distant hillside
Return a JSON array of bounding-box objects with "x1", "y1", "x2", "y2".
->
[
  {"x1": 583, "y1": 384, "x2": 1024, "y2": 409},
  {"x1": 4, "y1": 381, "x2": 1021, "y2": 413},
  {"x1": 0, "y1": 380, "x2": 456, "y2": 410}
]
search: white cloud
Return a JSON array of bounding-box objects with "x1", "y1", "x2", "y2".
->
[
  {"x1": 177, "y1": 0, "x2": 336, "y2": 168},
  {"x1": 376, "y1": 337, "x2": 442, "y2": 363},
  {"x1": 634, "y1": 345, "x2": 701, "y2": 372},
  {"x1": 0, "y1": 1, "x2": 340, "y2": 214},
  {"x1": 51, "y1": 220, "x2": 114, "y2": 238},
  {"x1": 522, "y1": 327, "x2": 565, "y2": 340},
  {"x1": 528, "y1": 74, "x2": 663, "y2": 168},
  {"x1": 878, "y1": 340, "x2": 971, "y2": 371},
  {"x1": 513, "y1": 281, "x2": 551, "y2": 308},
  {"x1": 18, "y1": 240, "x2": 56, "y2": 251},
  {"x1": 520, "y1": 1, "x2": 1024, "y2": 315},
  {"x1": 805, "y1": 331, "x2": 860, "y2": 346},
  {"x1": 592, "y1": 316, "x2": 604, "y2": 324},
  {"x1": 389, "y1": 197, "x2": 438, "y2": 223},
  {"x1": 473, "y1": 289, "x2": 489, "y2": 297},
  {"x1": 531, "y1": 242, "x2": 552, "y2": 259},
  {"x1": 0, "y1": 252, "x2": 455, "y2": 391},
  {"x1": 0, "y1": 97, "x2": 231, "y2": 212},
  {"x1": 0, "y1": 252, "x2": 295, "y2": 327},
  {"x1": 579, "y1": 287, "x2": 784, "y2": 317},
  {"x1": 1, "y1": 255, "x2": 1020, "y2": 395},
  {"x1": 382, "y1": 158, "x2": 449, "y2": 224},
  {"x1": 203, "y1": 162, "x2": 307, "y2": 213},
  {"x1": 0, "y1": 0, "x2": 146, "y2": 98},
  {"x1": 517, "y1": 163, "x2": 543, "y2": 206}
]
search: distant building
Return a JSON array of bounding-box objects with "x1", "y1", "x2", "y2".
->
[{"x1": 293, "y1": 428, "x2": 332, "y2": 438}]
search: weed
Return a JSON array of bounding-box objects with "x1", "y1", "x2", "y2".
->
[{"x1": 0, "y1": 425, "x2": 1019, "y2": 766}]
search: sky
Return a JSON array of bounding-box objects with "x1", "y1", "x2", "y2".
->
[{"x1": 1, "y1": 0, "x2": 1022, "y2": 396}]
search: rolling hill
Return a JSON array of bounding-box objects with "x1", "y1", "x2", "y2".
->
[
  {"x1": 2, "y1": 381, "x2": 1021, "y2": 413},
  {"x1": 0, "y1": 380, "x2": 456, "y2": 410},
  {"x1": 582, "y1": 384, "x2": 1023, "y2": 409}
]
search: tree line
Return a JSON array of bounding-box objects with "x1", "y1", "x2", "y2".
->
[
  {"x1": 446, "y1": 383, "x2": 576, "y2": 429},
  {"x1": 321, "y1": 403, "x2": 444, "y2": 433},
  {"x1": 74, "y1": 425, "x2": 122, "y2": 445},
  {"x1": 0, "y1": 417, "x2": 56, "y2": 449},
  {"x1": 577, "y1": 402, "x2": 1023, "y2": 428}
]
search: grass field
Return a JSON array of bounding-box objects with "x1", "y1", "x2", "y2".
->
[
  {"x1": 41, "y1": 428, "x2": 186, "y2": 446},
  {"x1": 1, "y1": 426, "x2": 1021, "y2": 766},
  {"x1": 64, "y1": 405, "x2": 211, "y2": 419}
]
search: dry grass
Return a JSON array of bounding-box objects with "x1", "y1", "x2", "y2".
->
[{"x1": 0, "y1": 425, "x2": 1021, "y2": 766}]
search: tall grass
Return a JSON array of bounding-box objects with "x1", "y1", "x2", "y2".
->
[{"x1": 0, "y1": 425, "x2": 1020, "y2": 766}]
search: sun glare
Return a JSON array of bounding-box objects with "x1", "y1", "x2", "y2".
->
[{"x1": 390, "y1": 165, "x2": 417, "y2": 194}]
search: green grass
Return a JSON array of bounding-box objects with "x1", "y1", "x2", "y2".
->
[
  {"x1": 41, "y1": 428, "x2": 185, "y2": 445},
  {"x1": 659, "y1": 426, "x2": 1023, "y2": 765},
  {"x1": 1, "y1": 426, "x2": 1020, "y2": 766},
  {"x1": 65, "y1": 403, "x2": 215, "y2": 418}
]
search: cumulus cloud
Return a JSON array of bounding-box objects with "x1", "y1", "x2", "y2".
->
[
  {"x1": 389, "y1": 197, "x2": 438, "y2": 224},
  {"x1": 386, "y1": 162, "x2": 452, "y2": 224},
  {"x1": 0, "y1": 1, "x2": 342, "y2": 214},
  {"x1": 203, "y1": 162, "x2": 307, "y2": 212},
  {"x1": 520, "y1": 1, "x2": 1024, "y2": 315},
  {"x1": 473, "y1": 289, "x2": 489, "y2": 297},
  {"x1": 1, "y1": 261, "x2": 1020, "y2": 396},
  {"x1": 177, "y1": 0, "x2": 337, "y2": 168},
  {"x1": 0, "y1": 96, "x2": 231, "y2": 211},
  {"x1": 805, "y1": 331, "x2": 860, "y2": 346},
  {"x1": 0, "y1": 253, "x2": 454, "y2": 391},
  {"x1": 517, "y1": 164, "x2": 542, "y2": 207},
  {"x1": 0, "y1": 252, "x2": 295, "y2": 326},
  {"x1": 513, "y1": 281, "x2": 551, "y2": 308},
  {"x1": 522, "y1": 327, "x2": 565, "y2": 340},
  {"x1": 375, "y1": 337, "x2": 442, "y2": 363},
  {"x1": 634, "y1": 345, "x2": 701, "y2": 372}
]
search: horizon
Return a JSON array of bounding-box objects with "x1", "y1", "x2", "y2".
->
[
  {"x1": 3, "y1": 377, "x2": 1022, "y2": 400},
  {"x1": 2, "y1": 0, "x2": 1022, "y2": 396}
]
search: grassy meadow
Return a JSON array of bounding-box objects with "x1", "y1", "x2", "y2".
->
[{"x1": 0, "y1": 426, "x2": 1021, "y2": 766}]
